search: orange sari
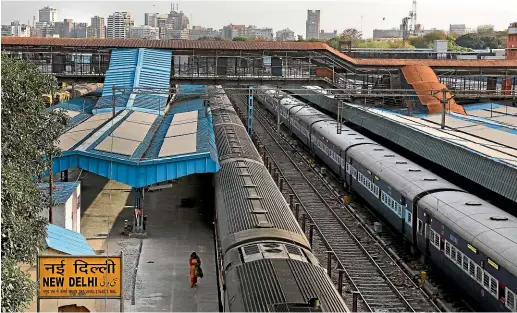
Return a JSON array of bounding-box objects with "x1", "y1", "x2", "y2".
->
[{"x1": 189, "y1": 258, "x2": 198, "y2": 287}]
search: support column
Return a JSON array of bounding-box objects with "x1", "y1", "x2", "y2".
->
[
  {"x1": 247, "y1": 85, "x2": 254, "y2": 136},
  {"x1": 133, "y1": 187, "x2": 146, "y2": 233},
  {"x1": 61, "y1": 169, "x2": 69, "y2": 182}
]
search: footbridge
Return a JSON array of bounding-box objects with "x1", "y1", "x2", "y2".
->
[{"x1": 3, "y1": 37, "x2": 517, "y2": 86}]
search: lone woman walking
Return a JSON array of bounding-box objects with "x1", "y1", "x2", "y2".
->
[{"x1": 189, "y1": 252, "x2": 201, "y2": 288}]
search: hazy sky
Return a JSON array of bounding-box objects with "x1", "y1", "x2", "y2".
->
[{"x1": 2, "y1": 0, "x2": 516, "y2": 38}]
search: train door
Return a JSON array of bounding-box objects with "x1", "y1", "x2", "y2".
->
[
  {"x1": 338, "y1": 148, "x2": 344, "y2": 179},
  {"x1": 422, "y1": 211, "x2": 431, "y2": 255},
  {"x1": 413, "y1": 204, "x2": 422, "y2": 247},
  {"x1": 400, "y1": 196, "x2": 406, "y2": 237}
]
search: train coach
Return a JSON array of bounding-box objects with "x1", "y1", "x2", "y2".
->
[
  {"x1": 209, "y1": 86, "x2": 349, "y2": 312},
  {"x1": 255, "y1": 86, "x2": 517, "y2": 312}
]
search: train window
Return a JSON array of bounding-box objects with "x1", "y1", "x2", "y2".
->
[
  {"x1": 346, "y1": 163, "x2": 350, "y2": 173},
  {"x1": 445, "y1": 241, "x2": 451, "y2": 257},
  {"x1": 483, "y1": 271, "x2": 490, "y2": 290},
  {"x1": 456, "y1": 251, "x2": 463, "y2": 266},
  {"x1": 451, "y1": 246, "x2": 457, "y2": 261},
  {"x1": 352, "y1": 167, "x2": 357, "y2": 179},
  {"x1": 475, "y1": 265, "x2": 483, "y2": 283},
  {"x1": 490, "y1": 277, "x2": 498, "y2": 298},
  {"x1": 469, "y1": 260, "x2": 475, "y2": 277},
  {"x1": 462, "y1": 257, "x2": 469, "y2": 273},
  {"x1": 506, "y1": 288, "x2": 516, "y2": 311},
  {"x1": 406, "y1": 211, "x2": 412, "y2": 226}
]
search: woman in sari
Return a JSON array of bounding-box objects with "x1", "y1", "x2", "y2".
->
[{"x1": 189, "y1": 252, "x2": 201, "y2": 288}]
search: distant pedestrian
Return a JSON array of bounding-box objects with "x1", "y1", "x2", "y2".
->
[{"x1": 189, "y1": 252, "x2": 201, "y2": 288}]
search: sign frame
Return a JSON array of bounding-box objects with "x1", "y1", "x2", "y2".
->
[{"x1": 36, "y1": 253, "x2": 124, "y2": 312}]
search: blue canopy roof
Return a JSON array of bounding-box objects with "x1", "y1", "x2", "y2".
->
[{"x1": 46, "y1": 224, "x2": 95, "y2": 255}]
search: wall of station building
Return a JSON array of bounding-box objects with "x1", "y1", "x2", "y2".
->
[
  {"x1": 39, "y1": 183, "x2": 81, "y2": 233},
  {"x1": 508, "y1": 23, "x2": 517, "y2": 60}
]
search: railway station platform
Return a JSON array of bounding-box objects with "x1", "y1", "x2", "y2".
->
[{"x1": 75, "y1": 169, "x2": 218, "y2": 312}]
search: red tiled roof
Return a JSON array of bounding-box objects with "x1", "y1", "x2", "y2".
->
[
  {"x1": 1, "y1": 36, "x2": 328, "y2": 51},
  {"x1": 3, "y1": 37, "x2": 517, "y2": 68}
]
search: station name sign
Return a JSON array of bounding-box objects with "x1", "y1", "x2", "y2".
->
[{"x1": 38, "y1": 256, "x2": 122, "y2": 298}]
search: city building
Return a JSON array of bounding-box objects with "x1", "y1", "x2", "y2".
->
[
  {"x1": 247, "y1": 26, "x2": 274, "y2": 40},
  {"x1": 106, "y1": 12, "x2": 134, "y2": 38},
  {"x1": 222, "y1": 24, "x2": 246, "y2": 39},
  {"x1": 54, "y1": 19, "x2": 74, "y2": 38},
  {"x1": 161, "y1": 27, "x2": 189, "y2": 40},
  {"x1": 73, "y1": 23, "x2": 88, "y2": 38},
  {"x1": 373, "y1": 28, "x2": 403, "y2": 40},
  {"x1": 129, "y1": 25, "x2": 159, "y2": 40},
  {"x1": 319, "y1": 29, "x2": 338, "y2": 40},
  {"x1": 34, "y1": 21, "x2": 57, "y2": 37},
  {"x1": 89, "y1": 16, "x2": 105, "y2": 39},
  {"x1": 1, "y1": 21, "x2": 31, "y2": 37},
  {"x1": 306, "y1": 10, "x2": 320, "y2": 39},
  {"x1": 39, "y1": 6, "x2": 57, "y2": 23},
  {"x1": 449, "y1": 24, "x2": 467, "y2": 36},
  {"x1": 189, "y1": 26, "x2": 221, "y2": 40},
  {"x1": 166, "y1": 10, "x2": 189, "y2": 31},
  {"x1": 144, "y1": 13, "x2": 168, "y2": 27},
  {"x1": 508, "y1": 22, "x2": 517, "y2": 60},
  {"x1": 276, "y1": 28, "x2": 295, "y2": 41}
]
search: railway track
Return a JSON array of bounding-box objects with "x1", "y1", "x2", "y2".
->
[{"x1": 227, "y1": 90, "x2": 440, "y2": 313}]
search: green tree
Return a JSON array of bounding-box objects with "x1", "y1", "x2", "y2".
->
[
  {"x1": 455, "y1": 33, "x2": 486, "y2": 49},
  {"x1": 1, "y1": 55, "x2": 68, "y2": 312},
  {"x1": 477, "y1": 24, "x2": 495, "y2": 37},
  {"x1": 340, "y1": 28, "x2": 362, "y2": 47},
  {"x1": 296, "y1": 35, "x2": 304, "y2": 41},
  {"x1": 232, "y1": 36, "x2": 250, "y2": 41},
  {"x1": 480, "y1": 36, "x2": 501, "y2": 49},
  {"x1": 410, "y1": 31, "x2": 447, "y2": 48}
]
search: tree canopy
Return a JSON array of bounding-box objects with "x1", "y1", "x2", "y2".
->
[
  {"x1": 455, "y1": 32, "x2": 502, "y2": 49},
  {"x1": 1, "y1": 55, "x2": 68, "y2": 312}
]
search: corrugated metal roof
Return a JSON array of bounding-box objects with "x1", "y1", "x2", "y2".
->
[
  {"x1": 341, "y1": 104, "x2": 517, "y2": 203},
  {"x1": 46, "y1": 224, "x2": 95, "y2": 255},
  {"x1": 227, "y1": 259, "x2": 348, "y2": 312},
  {"x1": 38, "y1": 182, "x2": 80, "y2": 204},
  {"x1": 4, "y1": 37, "x2": 517, "y2": 68}
]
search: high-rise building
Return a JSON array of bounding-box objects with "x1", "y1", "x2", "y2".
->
[
  {"x1": 34, "y1": 21, "x2": 56, "y2": 37},
  {"x1": 107, "y1": 12, "x2": 134, "y2": 38},
  {"x1": 449, "y1": 24, "x2": 467, "y2": 36},
  {"x1": 73, "y1": 22, "x2": 88, "y2": 38},
  {"x1": 129, "y1": 25, "x2": 159, "y2": 40},
  {"x1": 306, "y1": 10, "x2": 320, "y2": 39},
  {"x1": 276, "y1": 28, "x2": 295, "y2": 41},
  {"x1": 144, "y1": 13, "x2": 168, "y2": 27},
  {"x1": 89, "y1": 16, "x2": 105, "y2": 38},
  {"x1": 39, "y1": 6, "x2": 57, "y2": 23},
  {"x1": 508, "y1": 22, "x2": 517, "y2": 60},
  {"x1": 166, "y1": 10, "x2": 189, "y2": 31}
]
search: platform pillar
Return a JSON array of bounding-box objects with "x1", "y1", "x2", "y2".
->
[
  {"x1": 247, "y1": 85, "x2": 254, "y2": 136},
  {"x1": 61, "y1": 169, "x2": 69, "y2": 182},
  {"x1": 133, "y1": 187, "x2": 146, "y2": 233}
]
